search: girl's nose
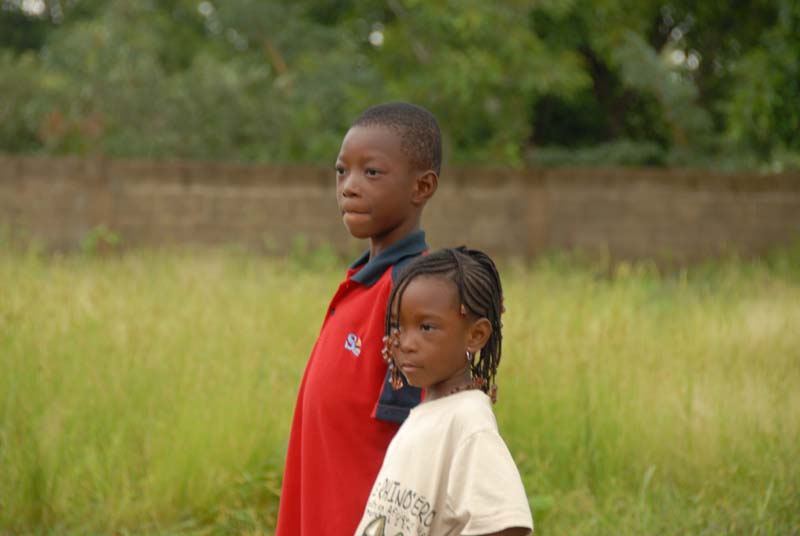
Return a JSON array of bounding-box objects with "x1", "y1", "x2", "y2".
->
[{"x1": 397, "y1": 328, "x2": 416, "y2": 352}]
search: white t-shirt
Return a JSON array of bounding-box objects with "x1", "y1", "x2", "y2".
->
[{"x1": 353, "y1": 390, "x2": 533, "y2": 536}]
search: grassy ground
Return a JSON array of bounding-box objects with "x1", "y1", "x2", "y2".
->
[{"x1": 1, "y1": 244, "x2": 798, "y2": 535}]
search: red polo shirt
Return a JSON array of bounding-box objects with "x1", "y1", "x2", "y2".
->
[{"x1": 276, "y1": 231, "x2": 427, "y2": 536}]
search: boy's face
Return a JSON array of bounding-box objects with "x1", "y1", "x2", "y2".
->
[{"x1": 335, "y1": 125, "x2": 427, "y2": 245}]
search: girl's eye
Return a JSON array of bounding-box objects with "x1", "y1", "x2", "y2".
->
[
  {"x1": 365, "y1": 168, "x2": 379, "y2": 177},
  {"x1": 335, "y1": 166, "x2": 346, "y2": 176},
  {"x1": 420, "y1": 323, "x2": 434, "y2": 332}
]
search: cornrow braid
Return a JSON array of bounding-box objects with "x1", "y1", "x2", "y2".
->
[{"x1": 383, "y1": 246, "x2": 505, "y2": 401}]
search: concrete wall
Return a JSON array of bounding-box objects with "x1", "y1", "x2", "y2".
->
[{"x1": 1, "y1": 156, "x2": 798, "y2": 262}]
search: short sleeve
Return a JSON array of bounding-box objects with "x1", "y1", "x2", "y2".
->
[{"x1": 446, "y1": 430, "x2": 533, "y2": 535}]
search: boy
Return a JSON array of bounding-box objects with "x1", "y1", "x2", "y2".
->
[{"x1": 276, "y1": 102, "x2": 442, "y2": 536}]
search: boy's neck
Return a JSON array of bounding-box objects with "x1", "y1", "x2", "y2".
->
[{"x1": 368, "y1": 219, "x2": 421, "y2": 260}]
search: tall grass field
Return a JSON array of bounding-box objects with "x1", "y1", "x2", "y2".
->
[{"x1": 1, "y1": 244, "x2": 799, "y2": 535}]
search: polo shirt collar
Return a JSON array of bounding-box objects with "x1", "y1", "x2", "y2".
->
[{"x1": 349, "y1": 230, "x2": 428, "y2": 287}]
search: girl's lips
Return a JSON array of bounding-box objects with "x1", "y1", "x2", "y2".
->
[{"x1": 400, "y1": 363, "x2": 420, "y2": 372}]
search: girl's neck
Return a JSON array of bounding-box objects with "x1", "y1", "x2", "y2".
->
[{"x1": 424, "y1": 368, "x2": 473, "y2": 402}]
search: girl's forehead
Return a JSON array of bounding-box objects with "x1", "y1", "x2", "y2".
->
[{"x1": 400, "y1": 275, "x2": 459, "y2": 307}]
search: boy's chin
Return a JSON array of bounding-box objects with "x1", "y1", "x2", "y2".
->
[
  {"x1": 344, "y1": 225, "x2": 372, "y2": 240},
  {"x1": 342, "y1": 219, "x2": 374, "y2": 240}
]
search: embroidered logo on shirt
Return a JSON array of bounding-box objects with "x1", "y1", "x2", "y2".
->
[{"x1": 344, "y1": 333, "x2": 362, "y2": 357}]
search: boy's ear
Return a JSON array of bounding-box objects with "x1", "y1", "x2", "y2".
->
[
  {"x1": 411, "y1": 170, "x2": 438, "y2": 205},
  {"x1": 466, "y1": 317, "x2": 492, "y2": 353}
]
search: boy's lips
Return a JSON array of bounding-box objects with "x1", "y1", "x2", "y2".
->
[
  {"x1": 341, "y1": 209, "x2": 371, "y2": 226},
  {"x1": 340, "y1": 204, "x2": 369, "y2": 215}
]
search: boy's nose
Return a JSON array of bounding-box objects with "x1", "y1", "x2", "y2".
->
[{"x1": 340, "y1": 173, "x2": 361, "y2": 197}]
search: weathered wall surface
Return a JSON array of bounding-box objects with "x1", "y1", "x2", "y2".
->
[{"x1": 1, "y1": 156, "x2": 798, "y2": 262}]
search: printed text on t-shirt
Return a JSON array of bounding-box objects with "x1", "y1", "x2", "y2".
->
[{"x1": 361, "y1": 477, "x2": 436, "y2": 536}]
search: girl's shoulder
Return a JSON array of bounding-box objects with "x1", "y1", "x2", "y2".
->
[{"x1": 427, "y1": 390, "x2": 498, "y2": 439}]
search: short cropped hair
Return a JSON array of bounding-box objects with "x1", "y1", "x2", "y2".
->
[{"x1": 352, "y1": 102, "x2": 443, "y2": 175}]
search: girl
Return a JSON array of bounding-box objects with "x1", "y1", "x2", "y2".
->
[{"x1": 354, "y1": 247, "x2": 533, "y2": 536}]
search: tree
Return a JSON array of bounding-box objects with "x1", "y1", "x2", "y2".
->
[{"x1": 0, "y1": 0, "x2": 796, "y2": 168}]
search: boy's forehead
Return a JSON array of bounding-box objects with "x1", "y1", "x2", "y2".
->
[
  {"x1": 348, "y1": 123, "x2": 400, "y2": 139},
  {"x1": 339, "y1": 124, "x2": 406, "y2": 160}
]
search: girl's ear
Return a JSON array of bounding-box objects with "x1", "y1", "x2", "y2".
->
[
  {"x1": 411, "y1": 170, "x2": 438, "y2": 205},
  {"x1": 466, "y1": 317, "x2": 492, "y2": 353}
]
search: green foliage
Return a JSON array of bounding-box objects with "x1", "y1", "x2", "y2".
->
[
  {"x1": 611, "y1": 31, "x2": 713, "y2": 150},
  {"x1": 0, "y1": 51, "x2": 44, "y2": 152},
  {"x1": 528, "y1": 0, "x2": 800, "y2": 169},
  {"x1": 0, "y1": 0, "x2": 797, "y2": 168},
  {"x1": 79, "y1": 225, "x2": 121, "y2": 256},
  {"x1": 726, "y1": 1, "x2": 800, "y2": 164},
  {"x1": 528, "y1": 139, "x2": 666, "y2": 167}
]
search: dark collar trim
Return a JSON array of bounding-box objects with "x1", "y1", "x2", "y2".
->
[{"x1": 350, "y1": 230, "x2": 428, "y2": 287}]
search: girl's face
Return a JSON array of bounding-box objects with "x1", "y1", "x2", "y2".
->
[{"x1": 391, "y1": 275, "x2": 490, "y2": 400}]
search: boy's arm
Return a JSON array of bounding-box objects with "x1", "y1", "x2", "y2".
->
[
  {"x1": 374, "y1": 368, "x2": 422, "y2": 422},
  {"x1": 373, "y1": 253, "x2": 426, "y2": 423}
]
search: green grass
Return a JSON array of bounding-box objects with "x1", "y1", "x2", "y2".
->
[{"x1": 1, "y1": 245, "x2": 799, "y2": 535}]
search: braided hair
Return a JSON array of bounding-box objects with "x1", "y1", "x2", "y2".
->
[{"x1": 383, "y1": 246, "x2": 505, "y2": 401}]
